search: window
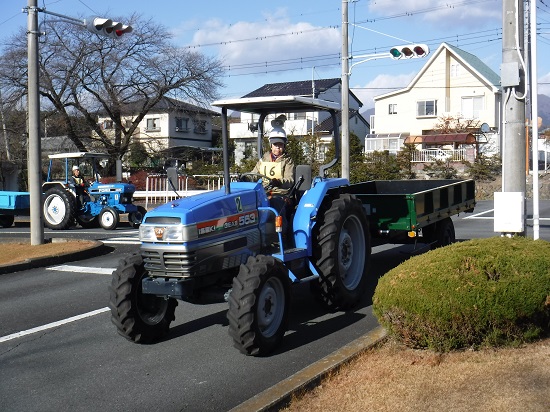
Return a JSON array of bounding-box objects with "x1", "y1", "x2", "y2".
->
[
  {"x1": 175, "y1": 117, "x2": 189, "y2": 132},
  {"x1": 145, "y1": 118, "x2": 160, "y2": 132},
  {"x1": 417, "y1": 100, "x2": 437, "y2": 117},
  {"x1": 388, "y1": 104, "x2": 397, "y2": 115},
  {"x1": 450, "y1": 63, "x2": 460, "y2": 77},
  {"x1": 125, "y1": 119, "x2": 132, "y2": 128},
  {"x1": 103, "y1": 120, "x2": 113, "y2": 129},
  {"x1": 293, "y1": 112, "x2": 307, "y2": 120},
  {"x1": 194, "y1": 120, "x2": 207, "y2": 134},
  {"x1": 461, "y1": 96, "x2": 484, "y2": 119}
]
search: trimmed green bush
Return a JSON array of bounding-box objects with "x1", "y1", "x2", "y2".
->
[{"x1": 373, "y1": 237, "x2": 550, "y2": 351}]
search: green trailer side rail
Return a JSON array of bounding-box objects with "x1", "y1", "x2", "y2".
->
[{"x1": 347, "y1": 179, "x2": 475, "y2": 237}]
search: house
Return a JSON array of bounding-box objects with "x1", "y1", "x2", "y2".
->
[
  {"x1": 368, "y1": 43, "x2": 501, "y2": 163},
  {"x1": 96, "y1": 96, "x2": 220, "y2": 158},
  {"x1": 230, "y1": 78, "x2": 370, "y2": 165}
]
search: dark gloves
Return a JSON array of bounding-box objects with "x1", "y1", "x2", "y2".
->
[{"x1": 270, "y1": 178, "x2": 281, "y2": 187}]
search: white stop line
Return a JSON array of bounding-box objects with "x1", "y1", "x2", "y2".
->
[{"x1": 0, "y1": 307, "x2": 110, "y2": 344}]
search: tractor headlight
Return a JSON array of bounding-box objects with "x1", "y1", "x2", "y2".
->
[{"x1": 139, "y1": 224, "x2": 198, "y2": 242}]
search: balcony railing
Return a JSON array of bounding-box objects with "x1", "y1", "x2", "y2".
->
[{"x1": 411, "y1": 149, "x2": 466, "y2": 163}]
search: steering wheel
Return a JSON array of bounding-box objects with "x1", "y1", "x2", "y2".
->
[{"x1": 239, "y1": 173, "x2": 276, "y2": 189}]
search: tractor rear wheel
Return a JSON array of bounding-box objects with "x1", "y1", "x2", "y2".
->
[
  {"x1": 43, "y1": 187, "x2": 76, "y2": 230},
  {"x1": 109, "y1": 253, "x2": 177, "y2": 343},
  {"x1": 311, "y1": 194, "x2": 370, "y2": 311},
  {"x1": 99, "y1": 206, "x2": 119, "y2": 230},
  {"x1": 227, "y1": 255, "x2": 290, "y2": 356},
  {"x1": 128, "y1": 206, "x2": 147, "y2": 228}
]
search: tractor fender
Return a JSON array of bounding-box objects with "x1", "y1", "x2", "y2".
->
[{"x1": 292, "y1": 177, "x2": 349, "y2": 255}]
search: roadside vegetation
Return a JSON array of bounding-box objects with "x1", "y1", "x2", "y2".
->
[{"x1": 373, "y1": 236, "x2": 550, "y2": 351}]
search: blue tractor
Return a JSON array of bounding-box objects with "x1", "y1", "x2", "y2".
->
[
  {"x1": 42, "y1": 152, "x2": 147, "y2": 230},
  {"x1": 109, "y1": 96, "x2": 370, "y2": 355}
]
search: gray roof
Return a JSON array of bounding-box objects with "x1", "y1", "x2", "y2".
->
[
  {"x1": 443, "y1": 43, "x2": 500, "y2": 88},
  {"x1": 118, "y1": 96, "x2": 219, "y2": 117}
]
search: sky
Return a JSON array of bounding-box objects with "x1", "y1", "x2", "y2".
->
[{"x1": 1, "y1": 0, "x2": 549, "y2": 111}]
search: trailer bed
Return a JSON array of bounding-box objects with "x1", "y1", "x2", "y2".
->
[{"x1": 347, "y1": 179, "x2": 475, "y2": 236}]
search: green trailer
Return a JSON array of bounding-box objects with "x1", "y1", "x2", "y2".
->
[{"x1": 347, "y1": 179, "x2": 476, "y2": 247}]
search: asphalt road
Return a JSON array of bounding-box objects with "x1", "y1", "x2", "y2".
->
[{"x1": 1, "y1": 200, "x2": 549, "y2": 411}]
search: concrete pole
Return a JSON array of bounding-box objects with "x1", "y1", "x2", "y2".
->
[
  {"x1": 530, "y1": 0, "x2": 539, "y2": 239},
  {"x1": 502, "y1": 0, "x2": 526, "y2": 229},
  {"x1": 27, "y1": 0, "x2": 44, "y2": 245},
  {"x1": 341, "y1": 0, "x2": 350, "y2": 180}
]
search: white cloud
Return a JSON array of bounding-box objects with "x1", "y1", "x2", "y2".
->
[
  {"x1": 352, "y1": 72, "x2": 416, "y2": 109},
  {"x1": 188, "y1": 13, "x2": 340, "y2": 74},
  {"x1": 368, "y1": 0, "x2": 501, "y2": 29}
]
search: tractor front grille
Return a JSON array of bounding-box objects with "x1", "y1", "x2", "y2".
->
[{"x1": 142, "y1": 249, "x2": 197, "y2": 277}]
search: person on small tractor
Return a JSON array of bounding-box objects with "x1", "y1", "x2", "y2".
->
[{"x1": 70, "y1": 165, "x2": 88, "y2": 209}]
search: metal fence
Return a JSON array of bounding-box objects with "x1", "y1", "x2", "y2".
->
[
  {"x1": 411, "y1": 149, "x2": 466, "y2": 163},
  {"x1": 141, "y1": 173, "x2": 239, "y2": 209}
]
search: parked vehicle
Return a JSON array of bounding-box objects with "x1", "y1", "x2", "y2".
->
[
  {"x1": 0, "y1": 152, "x2": 147, "y2": 230},
  {"x1": 109, "y1": 95, "x2": 475, "y2": 356}
]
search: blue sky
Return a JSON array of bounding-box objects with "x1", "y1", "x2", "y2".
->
[{"x1": 1, "y1": 0, "x2": 549, "y2": 110}]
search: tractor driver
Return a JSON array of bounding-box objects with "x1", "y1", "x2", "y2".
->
[
  {"x1": 251, "y1": 115, "x2": 295, "y2": 195},
  {"x1": 70, "y1": 165, "x2": 87, "y2": 209}
]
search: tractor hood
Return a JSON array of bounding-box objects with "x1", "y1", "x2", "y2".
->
[{"x1": 142, "y1": 181, "x2": 268, "y2": 226}]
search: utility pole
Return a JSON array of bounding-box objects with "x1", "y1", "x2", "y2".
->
[
  {"x1": 27, "y1": 0, "x2": 44, "y2": 245},
  {"x1": 341, "y1": 0, "x2": 350, "y2": 180},
  {"x1": 497, "y1": 0, "x2": 526, "y2": 235}
]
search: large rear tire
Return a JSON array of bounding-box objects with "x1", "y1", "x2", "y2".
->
[
  {"x1": 227, "y1": 255, "x2": 290, "y2": 356},
  {"x1": 128, "y1": 205, "x2": 147, "y2": 228},
  {"x1": 109, "y1": 254, "x2": 177, "y2": 343},
  {"x1": 43, "y1": 187, "x2": 76, "y2": 230},
  {"x1": 311, "y1": 194, "x2": 370, "y2": 311}
]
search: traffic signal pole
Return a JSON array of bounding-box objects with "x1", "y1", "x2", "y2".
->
[{"x1": 27, "y1": 0, "x2": 44, "y2": 245}]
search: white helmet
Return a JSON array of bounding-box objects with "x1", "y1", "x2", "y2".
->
[{"x1": 72, "y1": 165, "x2": 79, "y2": 171}]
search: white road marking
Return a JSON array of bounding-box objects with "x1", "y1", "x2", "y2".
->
[
  {"x1": 102, "y1": 237, "x2": 141, "y2": 245},
  {"x1": 464, "y1": 209, "x2": 494, "y2": 219},
  {"x1": 0, "y1": 307, "x2": 110, "y2": 344},
  {"x1": 47, "y1": 265, "x2": 114, "y2": 275}
]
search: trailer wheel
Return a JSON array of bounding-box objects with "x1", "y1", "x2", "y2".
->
[
  {"x1": 312, "y1": 194, "x2": 370, "y2": 311},
  {"x1": 0, "y1": 215, "x2": 15, "y2": 228},
  {"x1": 99, "y1": 206, "x2": 119, "y2": 230},
  {"x1": 43, "y1": 187, "x2": 76, "y2": 230},
  {"x1": 128, "y1": 206, "x2": 147, "y2": 228},
  {"x1": 109, "y1": 253, "x2": 177, "y2": 343},
  {"x1": 428, "y1": 217, "x2": 456, "y2": 248},
  {"x1": 227, "y1": 255, "x2": 290, "y2": 356}
]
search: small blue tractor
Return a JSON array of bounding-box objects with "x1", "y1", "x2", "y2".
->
[{"x1": 43, "y1": 152, "x2": 147, "y2": 230}]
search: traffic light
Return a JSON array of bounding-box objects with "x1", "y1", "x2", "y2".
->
[
  {"x1": 389, "y1": 44, "x2": 430, "y2": 60},
  {"x1": 85, "y1": 17, "x2": 133, "y2": 38}
]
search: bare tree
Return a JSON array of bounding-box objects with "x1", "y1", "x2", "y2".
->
[{"x1": 0, "y1": 14, "x2": 224, "y2": 172}]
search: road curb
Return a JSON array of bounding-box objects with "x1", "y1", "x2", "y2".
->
[
  {"x1": 230, "y1": 326, "x2": 388, "y2": 412},
  {"x1": 0, "y1": 239, "x2": 108, "y2": 275}
]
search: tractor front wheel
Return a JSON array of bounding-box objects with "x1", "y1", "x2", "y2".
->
[
  {"x1": 99, "y1": 207, "x2": 119, "y2": 230},
  {"x1": 109, "y1": 254, "x2": 177, "y2": 343},
  {"x1": 227, "y1": 255, "x2": 290, "y2": 356}
]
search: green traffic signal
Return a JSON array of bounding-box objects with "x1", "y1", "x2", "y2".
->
[{"x1": 389, "y1": 44, "x2": 430, "y2": 60}]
